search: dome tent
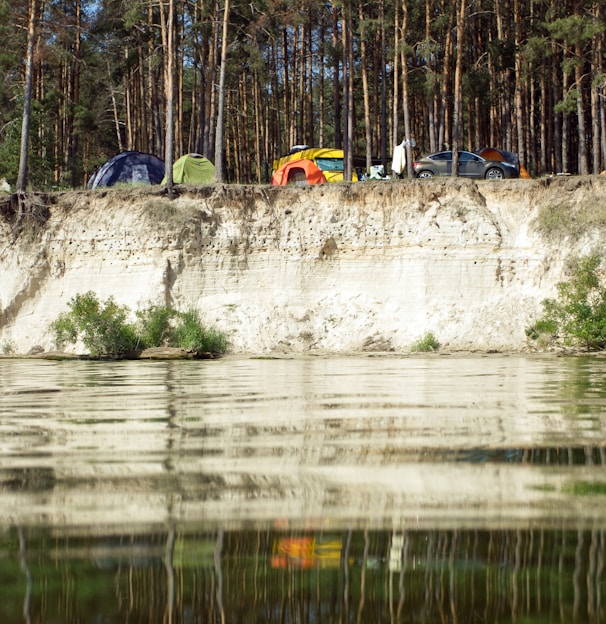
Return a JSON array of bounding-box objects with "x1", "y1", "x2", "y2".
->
[
  {"x1": 271, "y1": 159, "x2": 326, "y2": 186},
  {"x1": 162, "y1": 153, "x2": 215, "y2": 185},
  {"x1": 87, "y1": 151, "x2": 165, "y2": 189},
  {"x1": 475, "y1": 147, "x2": 531, "y2": 179}
]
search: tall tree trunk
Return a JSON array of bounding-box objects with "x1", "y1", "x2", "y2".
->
[
  {"x1": 176, "y1": 1, "x2": 185, "y2": 155},
  {"x1": 253, "y1": 71, "x2": 263, "y2": 182},
  {"x1": 135, "y1": 44, "x2": 147, "y2": 152},
  {"x1": 528, "y1": 64, "x2": 535, "y2": 174},
  {"x1": 294, "y1": 26, "x2": 302, "y2": 142},
  {"x1": 342, "y1": 0, "x2": 354, "y2": 180},
  {"x1": 17, "y1": 0, "x2": 39, "y2": 192},
  {"x1": 68, "y1": 0, "x2": 82, "y2": 187},
  {"x1": 149, "y1": 0, "x2": 161, "y2": 155},
  {"x1": 590, "y1": 3, "x2": 603, "y2": 175},
  {"x1": 600, "y1": 82, "x2": 606, "y2": 175},
  {"x1": 281, "y1": 28, "x2": 291, "y2": 149},
  {"x1": 359, "y1": 0, "x2": 373, "y2": 174},
  {"x1": 474, "y1": 95, "x2": 481, "y2": 149},
  {"x1": 124, "y1": 50, "x2": 134, "y2": 150},
  {"x1": 540, "y1": 71, "x2": 547, "y2": 174},
  {"x1": 561, "y1": 52, "x2": 570, "y2": 174},
  {"x1": 599, "y1": 2, "x2": 606, "y2": 174},
  {"x1": 306, "y1": 16, "x2": 314, "y2": 143},
  {"x1": 192, "y1": 0, "x2": 204, "y2": 154},
  {"x1": 196, "y1": 49, "x2": 207, "y2": 155},
  {"x1": 164, "y1": 0, "x2": 176, "y2": 196},
  {"x1": 269, "y1": 44, "x2": 282, "y2": 157},
  {"x1": 107, "y1": 59, "x2": 123, "y2": 152},
  {"x1": 438, "y1": 1, "x2": 456, "y2": 151},
  {"x1": 318, "y1": 17, "x2": 326, "y2": 146},
  {"x1": 379, "y1": 0, "x2": 387, "y2": 168},
  {"x1": 392, "y1": 0, "x2": 400, "y2": 149},
  {"x1": 451, "y1": 0, "x2": 465, "y2": 176},
  {"x1": 494, "y1": 0, "x2": 512, "y2": 150},
  {"x1": 513, "y1": 0, "x2": 525, "y2": 163},
  {"x1": 214, "y1": 0, "x2": 230, "y2": 182},
  {"x1": 551, "y1": 25, "x2": 562, "y2": 173},
  {"x1": 332, "y1": 4, "x2": 342, "y2": 149},
  {"x1": 574, "y1": 23, "x2": 589, "y2": 174},
  {"x1": 206, "y1": 0, "x2": 220, "y2": 161},
  {"x1": 400, "y1": 0, "x2": 414, "y2": 177},
  {"x1": 426, "y1": 0, "x2": 437, "y2": 153},
  {"x1": 591, "y1": 70, "x2": 601, "y2": 174}
]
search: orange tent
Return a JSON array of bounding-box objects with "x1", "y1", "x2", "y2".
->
[
  {"x1": 476, "y1": 147, "x2": 531, "y2": 179},
  {"x1": 271, "y1": 159, "x2": 326, "y2": 185}
]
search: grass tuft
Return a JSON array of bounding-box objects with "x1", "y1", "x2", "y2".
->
[{"x1": 410, "y1": 331, "x2": 440, "y2": 352}]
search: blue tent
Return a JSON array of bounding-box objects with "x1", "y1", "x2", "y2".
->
[{"x1": 87, "y1": 151, "x2": 165, "y2": 189}]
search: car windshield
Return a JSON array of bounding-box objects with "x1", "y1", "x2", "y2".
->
[{"x1": 315, "y1": 158, "x2": 344, "y2": 171}]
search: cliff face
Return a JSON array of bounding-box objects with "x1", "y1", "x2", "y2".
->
[{"x1": 1, "y1": 177, "x2": 605, "y2": 355}]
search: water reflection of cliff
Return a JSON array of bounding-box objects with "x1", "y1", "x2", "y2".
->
[
  {"x1": 3, "y1": 356, "x2": 606, "y2": 620},
  {"x1": 3, "y1": 357, "x2": 606, "y2": 530},
  {"x1": 8, "y1": 527, "x2": 605, "y2": 623}
]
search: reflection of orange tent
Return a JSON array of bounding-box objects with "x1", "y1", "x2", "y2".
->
[
  {"x1": 271, "y1": 537, "x2": 345, "y2": 569},
  {"x1": 271, "y1": 159, "x2": 326, "y2": 186},
  {"x1": 476, "y1": 147, "x2": 531, "y2": 179}
]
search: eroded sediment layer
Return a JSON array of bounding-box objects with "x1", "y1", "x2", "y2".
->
[{"x1": 1, "y1": 176, "x2": 605, "y2": 354}]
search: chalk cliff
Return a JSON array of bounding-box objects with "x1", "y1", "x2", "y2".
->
[{"x1": 1, "y1": 176, "x2": 605, "y2": 355}]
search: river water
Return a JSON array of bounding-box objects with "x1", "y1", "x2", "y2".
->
[{"x1": 1, "y1": 354, "x2": 606, "y2": 622}]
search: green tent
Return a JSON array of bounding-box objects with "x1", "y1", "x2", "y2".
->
[{"x1": 162, "y1": 153, "x2": 215, "y2": 184}]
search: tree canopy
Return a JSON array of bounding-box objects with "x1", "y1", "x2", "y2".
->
[{"x1": 1, "y1": 0, "x2": 605, "y2": 188}]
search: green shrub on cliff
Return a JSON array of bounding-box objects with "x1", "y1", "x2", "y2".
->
[
  {"x1": 52, "y1": 292, "x2": 138, "y2": 357},
  {"x1": 51, "y1": 293, "x2": 228, "y2": 358},
  {"x1": 135, "y1": 304, "x2": 176, "y2": 347},
  {"x1": 526, "y1": 254, "x2": 606, "y2": 351},
  {"x1": 135, "y1": 304, "x2": 228, "y2": 354},
  {"x1": 173, "y1": 309, "x2": 229, "y2": 354}
]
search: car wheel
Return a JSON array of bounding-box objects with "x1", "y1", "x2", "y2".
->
[
  {"x1": 417, "y1": 171, "x2": 434, "y2": 179},
  {"x1": 485, "y1": 167, "x2": 504, "y2": 180}
]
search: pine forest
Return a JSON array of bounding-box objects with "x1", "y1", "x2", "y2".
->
[{"x1": 1, "y1": 0, "x2": 605, "y2": 188}]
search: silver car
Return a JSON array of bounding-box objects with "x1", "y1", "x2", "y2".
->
[{"x1": 413, "y1": 150, "x2": 519, "y2": 179}]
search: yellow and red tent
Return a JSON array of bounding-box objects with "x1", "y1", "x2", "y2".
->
[{"x1": 271, "y1": 159, "x2": 326, "y2": 186}]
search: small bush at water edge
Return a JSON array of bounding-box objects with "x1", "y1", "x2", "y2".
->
[
  {"x1": 2, "y1": 341, "x2": 15, "y2": 355},
  {"x1": 173, "y1": 309, "x2": 229, "y2": 355},
  {"x1": 135, "y1": 304, "x2": 176, "y2": 347},
  {"x1": 52, "y1": 292, "x2": 138, "y2": 357},
  {"x1": 526, "y1": 253, "x2": 606, "y2": 351},
  {"x1": 411, "y1": 332, "x2": 441, "y2": 352},
  {"x1": 51, "y1": 292, "x2": 228, "y2": 358}
]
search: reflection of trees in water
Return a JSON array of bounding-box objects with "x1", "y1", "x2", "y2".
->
[
  {"x1": 12, "y1": 527, "x2": 606, "y2": 622},
  {"x1": 181, "y1": 528, "x2": 606, "y2": 623},
  {"x1": 552, "y1": 358, "x2": 606, "y2": 471},
  {"x1": 539, "y1": 447, "x2": 606, "y2": 465},
  {"x1": 557, "y1": 358, "x2": 606, "y2": 408},
  {"x1": 18, "y1": 529, "x2": 32, "y2": 624}
]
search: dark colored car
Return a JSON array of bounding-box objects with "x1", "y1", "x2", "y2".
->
[{"x1": 412, "y1": 150, "x2": 519, "y2": 179}]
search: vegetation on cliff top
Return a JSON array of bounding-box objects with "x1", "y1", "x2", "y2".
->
[
  {"x1": 51, "y1": 292, "x2": 228, "y2": 359},
  {"x1": 536, "y1": 185, "x2": 606, "y2": 241}
]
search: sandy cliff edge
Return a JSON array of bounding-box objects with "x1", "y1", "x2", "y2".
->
[{"x1": 1, "y1": 176, "x2": 605, "y2": 355}]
